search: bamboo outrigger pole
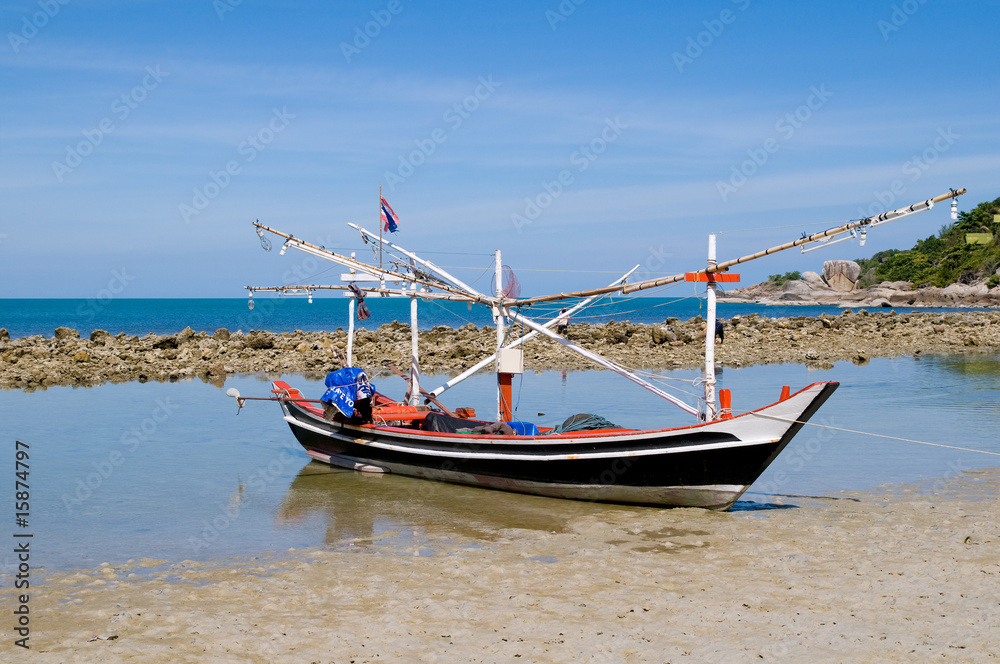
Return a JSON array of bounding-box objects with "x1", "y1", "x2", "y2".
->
[
  {"x1": 244, "y1": 283, "x2": 477, "y2": 301},
  {"x1": 252, "y1": 221, "x2": 496, "y2": 304},
  {"x1": 507, "y1": 188, "x2": 967, "y2": 307},
  {"x1": 348, "y1": 223, "x2": 484, "y2": 298}
]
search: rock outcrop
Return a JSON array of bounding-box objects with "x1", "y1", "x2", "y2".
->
[
  {"x1": 2, "y1": 313, "x2": 1000, "y2": 390},
  {"x1": 823, "y1": 260, "x2": 861, "y2": 292},
  {"x1": 722, "y1": 277, "x2": 1000, "y2": 308}
]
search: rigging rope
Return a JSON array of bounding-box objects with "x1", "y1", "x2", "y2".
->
[
  {"x1": 713, "y1": 218, "x2": 856, "y2": 235},
  {"x1": 564, "y1": 294, "x2": 699, "y2": 322},
  {"x1": 437, "y1": 265, "x2": 640, "y2": 274},
  {"x1": 746, "y1": 412, "x2": 1000, "y2": 457},
  {"x1": 525, "y1": 283, "x2": 692, "y2": 322},
  {"x1": 427, "y1": 298, "x2": 482, "y2": 328}
]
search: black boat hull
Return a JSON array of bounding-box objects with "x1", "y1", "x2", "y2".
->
[{"x1": 277, "y1": 381, "x2": 839, "y2": 510}]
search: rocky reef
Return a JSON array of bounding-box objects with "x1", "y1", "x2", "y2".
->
[
  {"x1": 722, "y1": 259, "x2": 1000, "y2": 308},
  {"x1": 2, "y1": 309, "x2": 1000, "y2": 390}
]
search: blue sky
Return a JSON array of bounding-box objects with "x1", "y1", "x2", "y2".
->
[{"x1": 1, "y1": 0, "x2": 998, "y2": 299}]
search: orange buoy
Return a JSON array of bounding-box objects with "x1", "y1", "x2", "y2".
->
[{"x1": 719, "y1": 389, "x2": 733, "y2": 420}]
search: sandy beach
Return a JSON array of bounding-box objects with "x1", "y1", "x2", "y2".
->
[
  {"x1": 4, "y1": 467, "x2": 997, "y2": 663},
  {"x1": 3, "y1": 314, "x2": 999, "y2": 662}
]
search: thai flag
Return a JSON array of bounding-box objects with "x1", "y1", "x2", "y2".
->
[{"x1": 380, "y1": 196, "x2": 399, "y2": 233}]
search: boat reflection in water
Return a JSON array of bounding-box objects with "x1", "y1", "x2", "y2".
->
[{"x1": 275, "y1": 462, "x2": 620, "y2": 553}]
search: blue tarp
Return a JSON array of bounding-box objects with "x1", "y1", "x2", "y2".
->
[{"x1": 320, "y1": 368, "x2": 375, "y2": 417}]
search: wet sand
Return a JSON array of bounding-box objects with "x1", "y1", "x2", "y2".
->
[{"x1": 4, "y1": 469, "x2": 997, "y2": 663}]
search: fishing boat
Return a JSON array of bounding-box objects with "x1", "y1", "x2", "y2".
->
[{"x1": 231, "y1": 188, "x2": 966, "y2": 510}]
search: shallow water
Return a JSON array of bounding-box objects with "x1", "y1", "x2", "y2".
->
[{"x1": 1, "y1": 353, "x2": 997, "y2": 572}]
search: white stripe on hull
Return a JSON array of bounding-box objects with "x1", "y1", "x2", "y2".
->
[{"x1": 284, "y1": 415, "x2": 778, "y2": 461}]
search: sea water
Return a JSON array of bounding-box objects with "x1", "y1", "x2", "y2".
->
[
  {"x1": 1, "y1": 353, "x2": 998, "y2": 573},
  {"x1": 0, "y1": 297, "x2": 989, "y2": 339}
]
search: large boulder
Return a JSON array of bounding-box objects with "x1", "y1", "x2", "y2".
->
[
  {"x1": 774, "y1": 279, "x2": 817, "y2": 302},
  {"x1": 800, "y1": 271, "x2": 828, "y2": 287},
  {"x1": 651, "y1": 326, "x2": 677, "y2": 345},
  {"x1": 941, "y1": 283, "x2": 985, "y2": 299},
  {"x1": 152, "y1": 335, "x2": 179, "y2": 350},
  {"x1": 823, "y1": 260, "x2": 861, "y2": 292},
  {"x1": 244, "y1": 331, "x2": 275, "y2": 350}
]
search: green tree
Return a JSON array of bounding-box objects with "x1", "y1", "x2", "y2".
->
[
  {"x1": 767, "y1": 271, "x2": 801, "y2": 286},
  {"x1": 855, "y1": 197, "x2": 1000, "y2": 288}
]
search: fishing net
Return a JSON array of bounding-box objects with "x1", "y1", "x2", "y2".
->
[
  {"x1": 546, "y1": 413, "x2": 621, "y2": 434},
  {"x1": 491, "y1": 265, "x2": 521, "y2": 299}
]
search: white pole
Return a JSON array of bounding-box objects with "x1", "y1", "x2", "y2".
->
[
  {"x1": 347, "y1": 251, "x2": 356, "y2": 367},
  {"x1": 704, "y1": 234, "x2": 718, "y2": 421},
  {"x1": 410, "y1": 290, "x2": 420, "y2": 406},
  {"x1": 347, "y1": 297, "x2": 355, "y2": 367},
  {"x1": 494, "y1": 249, "x2": 504, "y2": 421}
]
